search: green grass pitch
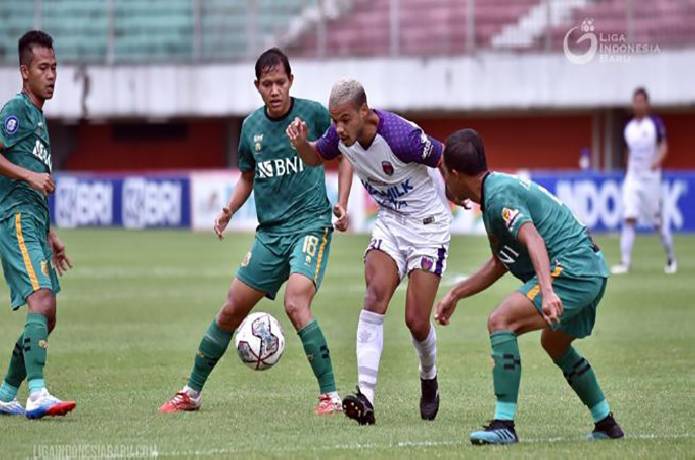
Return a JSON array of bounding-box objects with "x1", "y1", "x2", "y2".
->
[{"x1": 1, "y1": 230, "x2": 693, "y2": 458}]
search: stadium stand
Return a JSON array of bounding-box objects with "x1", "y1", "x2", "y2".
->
[
  {"x1": 3, "y1": 0, "x2": 695, "y2": 63},
  {"x1": 536, "y1": 0, "x2": 695, "y2": 51},
  {"x1": 0, "y1": 0, "x2": 313, "y2": 63},
  {"x1": 286, "y1": 0, "x2": 541, "y2": 56}
]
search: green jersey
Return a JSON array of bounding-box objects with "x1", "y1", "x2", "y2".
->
[
  {"x1": 0, "y1": 93, "x2": 52, "y2": 223},
  {"x1": 481, "y1": 172, "x2": 609, "y2": 282},
  {"x1": 238, "y1": 97, "x2": 332, "y2": 234}
]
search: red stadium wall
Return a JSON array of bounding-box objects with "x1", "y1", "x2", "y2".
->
[
  {"x1": 65, "y1": 119, "x2": 227, "y2": 171},
  {"x1": 60, "y1": 112, "x2": 695, "y2": 172},
  {"x1": 414, "y1": 111, "x2": 695, "y2": 170},
  {"x1": 659, "y1": 113, "x2": 695, "y2": 169},
  {"x1": 414, "y1": 114, "x2": 593, "y2": 170}
]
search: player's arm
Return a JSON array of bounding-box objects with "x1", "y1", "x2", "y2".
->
[
  {"x1": 214, "y1": 170, "x2": 254, "y2": 240},
  {"x1": 435, "y1": 256, "x2": 507, "y2": 326},
  {"x1": 286, "y1": 118, "x2": 323, "y2": 166},
  {"x1": 516, "y1": 222, "x2": 563, "y2": 326},
  {"x1": 333, "y1": 155, "x2": 353, "y2": 232},
  {"x1": 651, "y1": 116, "x2": 668, "y2": 170},
  {"x1": 652, "y1": 139, "x2": 668, "y2": 170},
  {"x1": 0, "y1": 143, "x2": 55, "y2": 195},
  {"x1": 47, "y1": 228, "x2": 72, "y2": 276}
]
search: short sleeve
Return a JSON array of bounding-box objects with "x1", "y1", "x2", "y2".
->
[
  {"x1": 315, "y1": 125, "x2": 341, "y2": 160},
  {"x1": 487, "y1": 190, "x2": 532, "y2": 239},
  {"x1": 651, "y1": 115, "x2": 666, "y2": 143},
  {"x1": 0, "y1": 100, "x2": 29, "y2": 149},
  {"x1": 237, "y1": 125, "x2": 255, "y2": 173},
  {"x1": 378, "y1": 111, "x2": 442, "y2": 167}
]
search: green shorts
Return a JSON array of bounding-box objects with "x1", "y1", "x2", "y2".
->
[
  {"x1": 0, "y1": 212, "x2": 60, "y2": 310},
  {"x1": 518, "y1": 272, "x2": 607, "y2": 339},
  {"x1": 236, "y1": 227, "x2": 333, "y2": 300}
]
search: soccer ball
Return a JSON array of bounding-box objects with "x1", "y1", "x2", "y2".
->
[{"x1": 234, "y1": 312, "x2": 285, "y2": 371}]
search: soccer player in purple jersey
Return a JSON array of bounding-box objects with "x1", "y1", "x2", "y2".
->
[{"x1": 288, "y1": 78, "x2": 451, "y2": 425}]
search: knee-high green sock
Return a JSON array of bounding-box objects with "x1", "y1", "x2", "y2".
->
[
  {"x1": 23, "y1": 313, "x2": 49, "y2": 394},
  {"x1": 1, "y1": 334, "x2": 27, "y2": 401},
  {"x1": 187, "y1": 320, "x2": 232, "y2": 393},
  {"x1": 0, "y1": 333, "x2": 24, "y2": 402},
  {"x1": 554, "y1": 346, "x2": 609, "y2": 422},
  {"x1": 298, "y1": 319, "x2": 336, "y2": 394},
  {"x1": 490, "y1": 330, "x2": 521, "y2": 421}
]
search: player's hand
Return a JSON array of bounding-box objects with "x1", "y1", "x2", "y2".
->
[
  {"x1": 540, "y1": 290, "x2": 563, "y2": 327},
  {"x1": 650, "y1": 161, "x2": 661, "y2": 171},
  {"x1": 26, "y1": 172, "x2": 55, "y2": 196},
  {"x1": 214, "y1": 207, "x2": 232, "y2": 240},
  {"x1": 435, "y1": 291, "x2": 459, "y2": 326},
  {"x1": 286, "y1": 117, "x2": 309, "y2": 148},
  {"x1": 48, "y1": 231, "x2": 72, "y2": 276},
  {"x1": 333, "y1": 203, "x2": 349, "y2": 232}
]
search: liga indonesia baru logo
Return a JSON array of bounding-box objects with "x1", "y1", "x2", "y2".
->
[{"x1": 563, "y1": 18, "x2": 661, "y2": 64}]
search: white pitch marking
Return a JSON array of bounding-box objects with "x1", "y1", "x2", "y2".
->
[{"x1": 155, "y1": 433, "x2": 695, "y2": 457}]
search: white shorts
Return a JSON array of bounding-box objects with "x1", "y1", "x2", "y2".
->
[
  {"x1": 622, "y1": 174, "x2": 662, "y2": 225},
  {"x1": 365, "y1": 212, "x2": 451, "y2": 281}
]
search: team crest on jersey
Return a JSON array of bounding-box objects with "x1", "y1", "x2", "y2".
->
[
  {"x1": 381, "y1": 161, "x2": 394, "y2": 176},
  {"x1": 241, "y1": 251, "x2": 252, "y2": 267},
  {"x1": 4, "y1": 115, "x2": 18, "y2": 134},
  {"x1": 420, "y1": 132, "x2": 433, "y2": 159},
  {"x1": 501, "y1": 208, "x2": 521, "y2": 230},
  {"x1": 254, "y1": 134, "x2": 264, "y2": 152},
  {"x1": 420, "y1": 256, "x2": 433, "y2": 271},
  {"x1": 40, "y1": 260, "x2": 49, "y2": 276}
]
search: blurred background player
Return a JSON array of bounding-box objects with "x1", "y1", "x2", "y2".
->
[
  {"x1": 436, "y1": 129, "x2": 623, "y2": 445},
  {"x1": 0, "y1": 31, "x2": 75, "y2": 419},
  {"x1": 612, "y1": 87, "x2": 677, "y2": 274},
  {"x1": 160, "y1": 49, "x2": 353, "y2": 416},
  {"x1": 288, "y1": 78, "x2": 451, "y2": 425}
]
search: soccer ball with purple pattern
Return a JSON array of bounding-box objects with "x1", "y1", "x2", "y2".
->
[{"x1": 234, "y1": 312, "x2": 285, "y2": 371}]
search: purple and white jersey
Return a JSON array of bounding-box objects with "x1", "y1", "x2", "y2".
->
[
  {"x1": 316, "y1": 109, "x2": 451, "y2": 224},
  {"x1": 624, "y1": 115, "x2": 666, "y2": 178}
]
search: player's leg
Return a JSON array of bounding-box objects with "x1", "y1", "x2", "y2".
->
[
  {"x1": 541, "y1": 328, "x2": 623, "y2": 440},
  {"x1": 613, "y1": 176, "x2": 639, "y2": 273},
  {"x1": 0, "y1": 333, "x2": 26, "y2": 415},
  {"x1": 23, "y1": 289, "x2": 75, "y2": 419},
  {"x1": 285, "y1": 228, "x2": 341, "y2": 415},
  {"x1": 0, "y1": 213, "x2": 72, "y2": 419},
  {"x1": 541, "y1": 276, "x2": 623, "y2": 440},
  {"x1": 403, "y1": 241, "x2": 448, "y2": 421},
  {"x1": 161, "y1": 235, "x2": 283, "y2": 413},
  {"x1": 0, "y1": 237, "x2": 27, "y2": 415},
  {"x1": 470, "y1": 291, "x2": 547, "y2": 445},
  {"x1": 405, "y1": 268, "x2": 441, "y2": 421},
  {"x1": 343, "y1": 243, "x2": 401, "y2": 425},
  {"x1": 160, "y1": 277, "x2": 265, "y2": 413},
  {"x1": 655, "y1": 196, "x2": 677, "y2": 273}
]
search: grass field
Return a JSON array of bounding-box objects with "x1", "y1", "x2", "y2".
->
[{"x1": 1, "y1": 230, "x2": 693, "y2": 459}]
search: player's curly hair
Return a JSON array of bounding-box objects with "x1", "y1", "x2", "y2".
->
[
  {"x1": 18, "y1": 30, "x2": 53, "y2": 66},
  {"x1": 444, "y1": 128, "x2": 488, "y2": 176}
]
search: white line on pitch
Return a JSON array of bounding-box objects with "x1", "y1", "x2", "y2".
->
[{"x1": 156, "y1": 432, "x2": 695, "y2": 457}]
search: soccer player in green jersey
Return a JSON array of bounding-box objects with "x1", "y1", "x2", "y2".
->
[
  {"x1": 160, "y1": 48, "x2": 352, "y2": 415},
  {"x1": 435, "y1": 129, "x2": 624, "y2": 444},
  {"x1": 0, "y1": 31, "x2": 75, "y2": 419}
]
